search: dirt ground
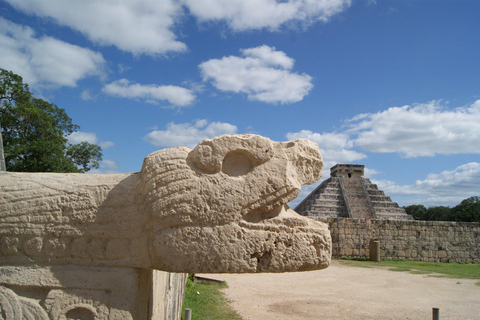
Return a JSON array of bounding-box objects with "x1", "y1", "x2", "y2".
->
[{"x1": 205, "y1": 260, "x2": 480, "y2": 320}]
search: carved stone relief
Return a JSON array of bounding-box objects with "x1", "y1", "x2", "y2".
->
[{"x1": 0, "y1": 134, "x2": 330, "y2": 319}]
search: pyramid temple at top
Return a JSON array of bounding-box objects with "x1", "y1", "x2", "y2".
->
[{"x1": 295, "y1": 164, "x2": 414, "y2": 220}]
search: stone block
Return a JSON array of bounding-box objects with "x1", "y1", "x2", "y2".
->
[{"x1": 0, "y1": 265, "x2": 187, "y2": 320}]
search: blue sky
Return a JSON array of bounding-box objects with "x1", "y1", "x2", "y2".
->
[{"x1": 1, "y1": 0, "x2": 479, "y2": 208}]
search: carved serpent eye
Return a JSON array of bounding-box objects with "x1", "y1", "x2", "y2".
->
[
  {"x1": 221, "y1": 150, "x2": 254, "y2": 177},
  {"x1": 191, "y1": 134, "x2": 275, "y2": 174}
]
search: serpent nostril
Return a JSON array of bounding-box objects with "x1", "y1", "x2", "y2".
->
[{"x1": 242, "y1": 205, "x2": 283, "y2": 223}]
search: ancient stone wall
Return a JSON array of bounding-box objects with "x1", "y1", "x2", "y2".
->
[{"x1": 319, "y1": 218, "x2": 480, "y2": 263}]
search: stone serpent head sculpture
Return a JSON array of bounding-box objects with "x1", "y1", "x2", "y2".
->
[{"x1": 0, "y1": 134, "x2": 331, "y2": 273}]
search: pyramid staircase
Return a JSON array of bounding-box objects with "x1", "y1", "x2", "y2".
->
[{"x1": 295, "y1": 164, "x2": 413, "y2": 221}]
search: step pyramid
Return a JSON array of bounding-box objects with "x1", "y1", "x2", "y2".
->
[{"x1": 295, "y1": 164, "x2": 414, "y2": 220}]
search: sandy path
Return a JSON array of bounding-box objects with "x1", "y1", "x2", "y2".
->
[{"x1": 206, "y1": 261, "x2": 480, "y2": 320}]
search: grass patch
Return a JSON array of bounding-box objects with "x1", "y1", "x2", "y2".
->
[
  {"x1": 338, "y1": 261, "x2": 373, "y2": 268},
  {"x1": 388, "y1": 267, "x2": 413, "y2": 272},
  {"x1": 182, "y1": 275, "x2": 242, "y2": 320},
  {"x1": 410, "y1": 270, "x2": 432, "y2": 275},
  {"x1": 336, "y1": 259, "x2": 480, "y2": 279}
]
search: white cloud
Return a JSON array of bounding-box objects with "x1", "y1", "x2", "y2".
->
[
  {"x1": 183, "y1": 0, "x2": 351, "y2": 31},
  {"x1": 80, "y1": 89, "x2": 96, "y2": 101},
  {"x1": 143, "y1": 119, "x2": 238, "y2": 148},
  {"x1": 100, "y1": 160, "x2": 119, "y2": 173},
  {"x1": 242, "y1": 46, "x2": 295, "y2": 69},
  {"x1": 67, "y1": 132, "x2": 97, "y2": 145},
  {"x1": 88, "y1": 159, "x2": 120, "y2": 174},
  {"x1": 118, "y1": 64, "x2": 131, "y2": 74},
  {"x1": 4, "y1": 0, "x2": 186, "y2": 56},
  {"x1": 347, "y1": 100, "x2": 480, "y2": 157},
  {"x1": 0, "y1": 18, "x2": 105, "y2": 88},
  {"x1": 321, "y1": 149, "x2": 366, "y2": 167},
  {"x1": 99, "y1": 141, "x2": 115, "y2": 149},
  {"x1": 286, "y1": 130, "x2": 353, "y2": 149},
  {"x1": 5, "y1": 1, "x2": 351, "y2": 56},
  {"x1": 373, "y1": 162, "x2": 480, "y2": 207},
  {"x1": 67, "y1": 132, "x2": 114, "y2": 150},
  {"x1": 199, "y1": 45, "x2": 313, "y2": 104},
  {"x1": 103, "y1": 79, "x2": 196, "y2": 107},
  {"x1": 286, "y1": 130, "x2": 366, "y2": 169},
  {"x1": 287, "y1": 99, "x2": 480, "y2": 163},
  {"x1": 363, "y1": 167, "x2": 380, "y2": 178}
]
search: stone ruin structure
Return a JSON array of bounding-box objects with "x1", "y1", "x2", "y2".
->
[
  {"x1": 295, "y1": 164, "x2": 413, "y2": 220},
  {"x1": 0, "y1": 134, "x2": 331, "y2": 319},
  {"x1": 295, "y1": 165, "x2": 480, "y2": 263}
]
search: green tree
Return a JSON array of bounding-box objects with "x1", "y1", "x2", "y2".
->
[
  {"x1": 66, "y1": 141, "x2": 102, "y2": 173},
  {"x1": 0, "y1": 68, "x2": 102, "y2": 173},
  {"x1": 404, "y1": 204, "x2": 428, "y2": 220},
  {"x1": 405, "y1": 204, "x2": 451, "y2": 221},
  {"x1": 405, "y1": 197, "x2": 480, "y2": 222},
  {"x1": 449, "y1": 196, "x2": 480, "y2": 222},
  {"x1": 425, "y1": 206, "x2": 451, "y2": 221}
]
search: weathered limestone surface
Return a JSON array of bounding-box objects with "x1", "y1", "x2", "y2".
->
[
  {"x1": 0, "y1": 134, "x2": 330, "y2": 273},
  {"x1": 0, "y1": 134, "x2": 331, "y2": 319}
]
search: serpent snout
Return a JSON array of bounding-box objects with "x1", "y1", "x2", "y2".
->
[{"x1": 284, "y1": 138, "x2": 323, "y2": 187}]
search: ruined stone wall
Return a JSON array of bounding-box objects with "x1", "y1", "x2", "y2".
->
[{"x1": 319, "y1": 218, "x2": 480, "y2": 263}]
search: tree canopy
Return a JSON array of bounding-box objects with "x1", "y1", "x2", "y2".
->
[
  {"x1": 0, "y1": 68, "x2": 102, "y2": 173},
  {"x1": 404, "y1": 196, "x2": 480, "y2": 222},
  {"x1": 451, "y1": 196, "x2": 480, "y2": 222}
]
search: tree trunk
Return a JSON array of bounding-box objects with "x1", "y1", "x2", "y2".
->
[{"x1": 0, "y1": 122, "x2": 5, "y2": 171}]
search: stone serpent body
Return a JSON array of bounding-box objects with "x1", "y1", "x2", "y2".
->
[{"x1": 0, "y1": 134, "x2": 331, "y2": 273}]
